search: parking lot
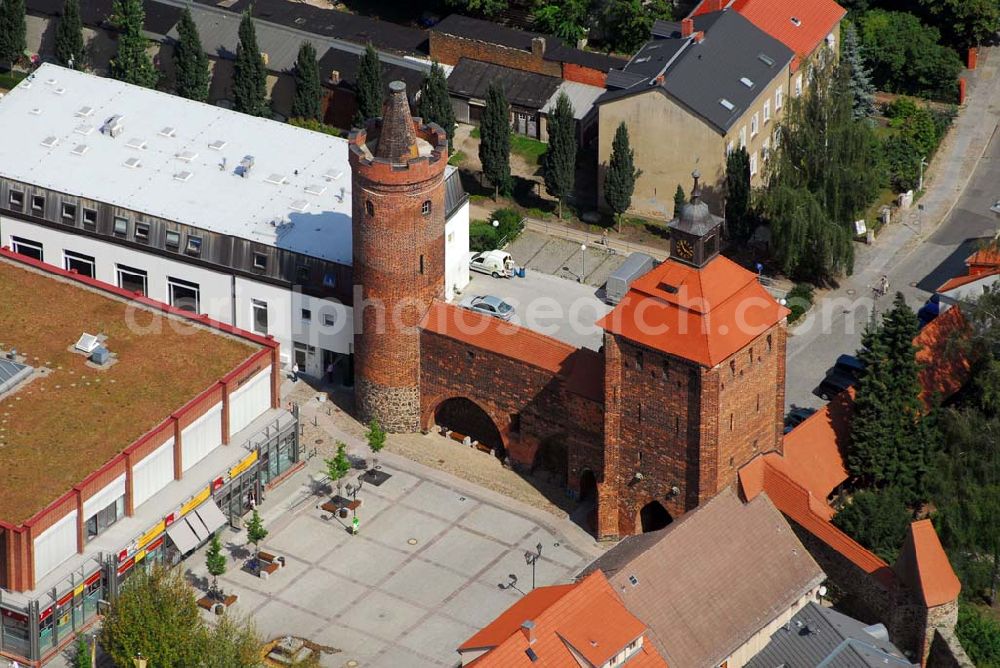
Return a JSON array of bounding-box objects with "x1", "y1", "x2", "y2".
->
[{"x1": 508, "y1": 230, "x2": 628, "y2": 288}]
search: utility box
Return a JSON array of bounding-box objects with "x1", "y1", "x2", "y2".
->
[
  {"x1": 605, "y1": 252, "x2": 656, "y2": 305},
  {"x1": 90, "y1": 346, "x2": 110, "y2": 365}
]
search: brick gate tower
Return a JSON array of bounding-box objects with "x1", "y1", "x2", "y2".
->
[
  {"x1": 349, "y1": 81, "x2": 449, "y2": 432},
  {"x1": 596, "y1": 172, "x2": 789, "y2": 538}
]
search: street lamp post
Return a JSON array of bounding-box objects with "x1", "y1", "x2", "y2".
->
[
  {"x1": 919, "y1": 156, "x2": 928, "y2": 192},
  {"x1": 524, "y1": 542, "x2": 543, "y2": 590},
  {"x1": 580, "y1": 245, "x2": 587, "y2": 283}
]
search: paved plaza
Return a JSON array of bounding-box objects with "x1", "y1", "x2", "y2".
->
[{"x1": 183, "y1": 451, "x2": 601, "y2": 668}]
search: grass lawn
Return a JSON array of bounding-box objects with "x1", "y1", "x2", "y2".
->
[
  {"x1": 511, "y1": 135, "x2": 547, "y2": 166},
  {"x1": 448, "y1": 150, "x2": 466, "y2": 166},
  {"x1": 0, "y1": 260, "x2": 258, "y2": 524}
]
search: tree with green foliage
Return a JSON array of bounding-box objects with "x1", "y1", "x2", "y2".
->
[
  {"x1": 917, "y1": 0, "x2": 1000, "y2": 50},
  {"x1": 54, "y1": 0, "x2": 84, "y2": 70},
  {"x1": 840, "y1": 21, "x2": 875, "y2": 120},
  {"x1": 244, "y1": 509, "x2": 268, "y2": 566},
  {"x1": 73, "y1": 635, "x2": 91, "y2": 668},
  {"x1": 100, "y1": 566, "x2": 205, "y2": 668},
  {"x1": 108, "y1": 0, "x2": 157, "y2": 87},
  {"x1": 205, "y1": 533, "x2": 227, "y2": 599},
  {"x1": 479, "y1": 82, "x2": 513, "y2": 200},
  {"x1": 673, "y1": 184, "x2": 686, "y2": 219},
  {"x1": 201, "y1": 612, "x2": 264, "y2": 668},
  {"x1": 724, "y1": 147, "x2": 752, "y2": 242},
  {"x1": 232, "y1": 10, "x2": 268, "y2": 116},
  {"x1": 857, "y1": 10, "x2": 962, "y2": 102},
  {"x1": 416, "y1": 62, "x2": 456, "y2": 148},
  {"x1": 848, "y1": 294, "x2": 937, "y2": 500},
  {"x1": 445, "y1": 0, "x2": 508, "y2": 18},
  {"x1": 533, "y1": 0, "x2": 591, "y2": 43},
  {"x1": 957, "y1": 604, "x2": 1000, "y2": 666},
  {"x1": 603, "y1": 122, "x2": 640, "y2": 233},
  {"x1": 366, "y1": 419, "x2": 386, "y2": 470},
  {"x1": 542, "y1": 92, "x2": 576, "y2": 219},
  {"x1": 0, "y1": 0, "x2": 26, "y2": 69},
  {"x1": 600, "y1": 0, "x2": 671, "y2": 54},
  {"x1": 173, "y1": 6, "x2": 209, "y2": 102},
  {"x1": 761, "y1": 54, "x2": 883, "y2": 281},
  {"x1": 353, "y1": 43, "x2": 383, "y2": 128},
  {"x1": 326, "y1": 440, "x2": 352, "y2": 498},
  {"x1": 291, "y1": 41, "x2": 322, "y2": 121},
  {"x1": 833, "y1": 487, "x2": 912, "y2": 562}
]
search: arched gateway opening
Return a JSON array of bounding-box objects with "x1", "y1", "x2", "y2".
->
[
  {"x1": 433, "y1": 397, "x2": 506, "y2": 460},
  {"x1": 638, "y1": 500, "x2": 673, "y2": 533}
]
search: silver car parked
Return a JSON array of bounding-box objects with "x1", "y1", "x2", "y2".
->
[{"x1": 462, "y1": 295, "x2": 515, "y2": 321}]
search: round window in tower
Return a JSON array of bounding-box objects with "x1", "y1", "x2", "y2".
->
[{"x1": 365, "y1": 200, "x2": 375, "y2": 217}]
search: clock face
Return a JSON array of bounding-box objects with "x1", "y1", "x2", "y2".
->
[{"x1": 675, "y1": 239, "x2": 694, "y2": 259}]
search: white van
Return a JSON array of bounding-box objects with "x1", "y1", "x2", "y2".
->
[{"x1": 469, "y1": 250, "x2": 515, "y2": 278}]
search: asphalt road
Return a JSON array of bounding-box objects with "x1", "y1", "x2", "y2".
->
[{"x1": 784, "y1": 126, "x2": 1000, "y2": 412}]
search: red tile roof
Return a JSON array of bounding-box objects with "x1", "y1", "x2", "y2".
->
[
  {"x1": 459, "y1": 571, "x2": 668, "y2": 667},
  {"x1": 597, "y1": 256, "x2": 788, "y2": 367},
  {"x1": 700, "y1": 0, "x2": 846, "y2": 64},
  {"x1": 915, "y1": 307, "x2": 973, "y2": 405},
  {"x1": 421, "y1": 301, "x2": 577, "y2": 374},
  {"x1": 936, "y1": 269, "x2": 1000, "y2": 293},
  {"x1": 966, "y1": 248, "x2": 1000, "y2": 274},
  {"x1": 895, "y1": 520, "x2": 961, "y2": 607},
  {"x1": 776, "y1": 391, "x2": 852, "y2": 505}
]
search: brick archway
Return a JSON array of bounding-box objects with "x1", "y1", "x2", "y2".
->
[{"x1": 422, "y1": 394, "x2": 510, "y2": 459}]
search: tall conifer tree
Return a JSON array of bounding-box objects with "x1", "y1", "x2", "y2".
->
[
  {"x1": 54, "y1": 0, "x2": 84, "y2": 69},
  {"x1": 108, "y1": 0, "x2": 157, "y2": 87},
  {"x1": 725, "y1": 147, "x2": 752, "y2": 241},
  {"x1": 232, "y1": 10, "x2": 268, "y2": 116},
  {"x1": 291, "y1": 41, "x2": 322, "y2": 120},
  {"x1": 416, "y1": 62, "x2": 456, "y2": 148},
  {"x1": 542, "y1": 92, "x2": 576, "y2": 219},
  {"x1": 173, "y1": 6, "x2": 210, "y2": 102},
  {"x1": 353, "y1": 43, "x2": 383, "y2": 127},
  {"x1": 478, "y1": 82, "x2": 512, "y2": 199},
  {"x1": 841, "y1": 21, "x2": 876, "y2": 119},
  {"x1": 0, "y1": 0, "x2": 26, "y2": 69},
  {"x1": 604, "y1": 122, "x2": 640, "y2": 233}
]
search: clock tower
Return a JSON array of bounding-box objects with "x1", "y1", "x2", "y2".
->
[{"x1": 668, "y1": 171, "x2": 722, "y2": 268}]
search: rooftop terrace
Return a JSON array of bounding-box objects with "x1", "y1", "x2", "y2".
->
[{"x1": 0, "y1": 256, "x2": 259, "y2": 524}]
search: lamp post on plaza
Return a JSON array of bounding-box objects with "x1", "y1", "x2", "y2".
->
[
  {"x1": 524, "y1": 542, "x2": 543, "y2": 590},
  {"x1": 580, "y1": 245, "x2": 587, "y2": 283}
]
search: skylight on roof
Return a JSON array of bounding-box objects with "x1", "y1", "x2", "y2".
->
[
  {"x1": 719, "y1": 98, "x2": 735, "y2": 111},
  {"x1": 177, "y1": 150, "x2": 198, "y2": 162},
  {"x1": 74, "y1": 333, "x2": 99, "y2": 353},
  {"x1": 41, "y1": 136, "x2": 59, "y2": 148},
  {"x1": 74, "y1": 123, "x2": 94, "y2": 136},
  {"x1": 740, "y1": 77, "x2": 754, "y2": 88},
  {"x1": 159, "y1": 126, "x2": 176, "y2": 138},
  {"x1": 323, "y1": 170, "x2": 342, "y2": 181},
  {"x1": 790, "y1": 16, "x2": 802, "y2": 26},
  {"x1": 71, "y1": 144, "x2": 89, "y2": 157},
  {"x1": 304, "y1": 184, "x2": 327, "y2": 196},
  {"x1": 265, "y1": 173, "x2": 287, "y2": 185},
  {"x1": 126, "y1": 138, "x2": 147, "y2": 150},
  {"x1": 29, "y1": 108, "x2": 41, "y2": 116},
  {"x1": 123, "y1": 157, "x2": 141, "y2": 169},
  {"x1": 53, "y1": 87, "x2": 66, "y2": 96},
  {"x1": 290, "y1": 199, "x2": 309, "y2": 212},
  {"x1": 209, "y1": 139, "x2": 227, "y2": 150},
  {"x1": 758, "y1": 53, "x2": 775, "y2": 67},
  {"x1": 174, "y1": 170, "x2": 193, "y2": 182},
  {"x1": 45, "y1": 78, "x2": 57, "y2": 86},
  {"x1": 75, "y1": 106, "x2": 94, "y2": 117}
]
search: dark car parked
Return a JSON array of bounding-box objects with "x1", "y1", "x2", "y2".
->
[
  {"x1": 817, "y1": 371, "x2": 856, "y2": 401},
  {"x1": 784, "y1": 406, "x2": 818, "y2": 434}
]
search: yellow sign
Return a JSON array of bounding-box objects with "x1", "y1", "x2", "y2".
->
[
  {"x1": 137, "y1": 520, "x2": 165, "y2": 550},
  {"x1": 229, "y1": 451, "x2": 258, "y2": 480},
  {"x1": 73, "y1": 584, "x2": 84, "y2": 597},
  {"x1": 135, "y1": 549, "x2": 147, "y2": 563},
  {"x1": 180, "y1": 486, "x2": 210, "y2": 517}
]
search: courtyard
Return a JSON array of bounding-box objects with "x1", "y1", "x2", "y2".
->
[{"x1": 181, "y1": 420, "x2": 601, "y2": 668}]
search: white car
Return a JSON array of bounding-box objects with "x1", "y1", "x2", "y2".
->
[
  {"x1": 461, "y1": 295, "x2": 515, "y2": 321},
  {"x1": 470, "y1": 250, "x2": 515, "y2": 278}
]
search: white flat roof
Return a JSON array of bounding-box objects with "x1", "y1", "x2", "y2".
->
[{"x1": 0, "y1": 64, "x2": 354, "y2": 264}]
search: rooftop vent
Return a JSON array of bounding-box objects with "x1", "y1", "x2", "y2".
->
[
  {"x1": 719, "y1": 98, "x2": 735, "y2": 111},
  {"x1": 239, "y1": 155, "x2": 255, "y2": 178},
  {"x1": 74, "y1": 333, "x2": 100, "y2": 354},
  {"x1": 45, "y1": 78, "x2": 57, "y2": 86},
  {"x1": 90, "y1": 346, "x2": 110, "y2": 366},
  {"x1": 265, "y1": 173, "x2": 287, "y2": 185},
  {"x1": 174, "y1": 170, "x2": 193, "y2": 182},
  {"x1": 208, "y1": 139, "x2": 227, "y2": 151},
  {"x1": 790, "y1": 16, "x2": 801, "y2": 26},
  {"x1": 740, "y1": 77, "x2": 754, "y2": 88},
  {"x1": 177, "y1": 150, "x2": 198, "y2": 162},
  {"x1": 75, "y1": 106, "x2": 94, "y2": 117},
  {"x1": 629, "y1": 575, "x2": 639, "y2": 586},
  {"x1": 323, "y1": 169, "x2": 342, "y2": 181},
  {"x1": 53, "y1": 87, "x2": 66, "y2": 96},
  {"x1": 41, "y1": 135, "x2": 59, "y2": 148},
  {"x1": 304, "y1": 184, "x2": 327, "y2": 196},
  {"x1": 758, "y1": 53, "x2": 775, "y2": 67},
  {"x1": 126, "y1": 137, "x2": 147, "y2": 150},
  {"x1": 159, "y1": 126, "x2": 176, "y2": 138},
  {"x1": 123, "y1": 156, "x2": 142, "y2": 169},
  {"x1": 29, "y1": 107, "x2": 42, "y2": 115},
  {"x1": 290, "y1": 199, "x2": 309, "y2": 212},
  {"x1": 71, "y1": 144, "x2": 89, "y2": 157},
  {"x1": 74, "y1": 123, "x2": 94, "y2": 136},
  {"x1": 101, "y1": 115, "x2": 125, "y2": 138}
]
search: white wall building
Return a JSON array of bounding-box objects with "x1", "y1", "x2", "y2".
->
[{"x1": 0, "y1": 64, "x2": 471, "y2": 379}]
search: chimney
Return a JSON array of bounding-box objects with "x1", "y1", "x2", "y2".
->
[
  {"x1": 328, "y1": 70, "x2": 341, "y2": 86},
  {"x1": 694, "y1": 31, "x2": 705, "y2": 43},
  {"x1": 374, "y1": 80, "x2": 419, "y2": 163},
  {"x1": 531, "y1": 36, "x2": 546, "y2": 58},
  {"x1": 681, "y1": 18, "x2": 694, "y2": 37},
  {"x1": 521, "y1": 620, "x2": 536, "y2": 644}
]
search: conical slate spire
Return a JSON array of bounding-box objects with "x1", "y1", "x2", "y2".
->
[{"x1": 374, "y1": 81, "x2": 419, "y2": 162}]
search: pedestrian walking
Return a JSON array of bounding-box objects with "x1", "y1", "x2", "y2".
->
[
  {"x1": 879, "y1": 274, "x2": 889, "y2": 296},
  {"x1": 351, "y1": 515, "x2": 360, "y2": 535},
  {"x1": 291, "y1": 363, "x2": 299, "y2": 382}
]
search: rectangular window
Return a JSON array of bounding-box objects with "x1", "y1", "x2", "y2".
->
[
  {"x1": 763, "y1": 100, "x2": 771, "y2": 123},
  {"x1": 726, "y1": 141, "x2": 734, "y2": 155},
  {"x1": 165, "y1": 230, "x2": 181, "y2": 249},
  {"x1": 322, "y1": 313, "x2": 336, "y2": 327},
  {"x1": 12, "y1": 236, "x2": 43, "y2": 261},
  {"x1": 64, "y1": 250, "x2": 96, "y2": 278},
  {"x1": 113, "y1": 216, "x2": 129, "y2": 237},
  {"x1": 253, "y1": 252, "x2": 267, "y2": 270},
  {"x1": 168, "y1": 276, "x2": 200, "y2": 313},
  {"x1": 762, "y1": 137, "x2": 771, "y2": 162},
  {"x1": 301, "y1": 308, "x2": 312, "y2": 322},
  {"x1": 296, "y1": 265, "x2": 310, "y2": 283},
  {"x1": 419, "y1": 254, "x2": 425, "y2": 275},
  {"x1": 117, "y1": 264, "x2": 147, "y2": 295},
  {"x1": 85, "y1": 496, "x2": 125, "y2": 542},
  {"x1": 775, "y1": 85, "x2": 783, "y2": 110},
  {"x1": 750, "y1": 151, "x2": 758, "y2": 177},
  {"x1": 31, "y1": 194, "x2": 45, "y2": 214},
  {"x1": 61, "y1": 202, "x2": 77, "y2": 222},
  {"x1": 750, "y1": 113, "x2": 759, "y2": 137},
  {"x1": 794, "y1": 75, "x2": 802, "y2": 97},
  {"x1": 8, "y1": 190, "x2": 24, "y2": 211},
  {"x1": 134, "y1": 221, "x2": 149, "y2": 242},
  {"x1": 82, "y1": 207, "x2": 97, "y2": 227},
  {"x1": 251, "y1": 298, "x2": 268, "y2": 335},
  {"x1": 739, "y1": 126, "x2": 747, "y2": 149},
  {"x1": 186, "y1": 235, "x2": 202, "y2": 256}
]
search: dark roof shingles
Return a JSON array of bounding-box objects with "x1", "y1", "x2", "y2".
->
[{"x1": 447, "y1": 58, "x2": 561, "y2": 110}]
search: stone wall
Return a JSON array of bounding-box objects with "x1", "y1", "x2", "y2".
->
[
  {"x1": 429, "y1": 31, "x2": 562, "y2": 78},
  {"x1": 928, "y1": 626, "x2": 976, "y2": 668}
]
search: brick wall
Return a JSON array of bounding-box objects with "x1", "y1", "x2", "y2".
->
[
  {"x1": 430, "y1": 31, "x2": 562, "y2": 78},
  {"x1": 562, "y1": 62, "x2": 607, "y2": 87}
]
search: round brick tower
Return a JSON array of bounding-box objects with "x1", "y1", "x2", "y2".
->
[{"x1": 349, "y1": 81, "x2": 448, "y2": 432}]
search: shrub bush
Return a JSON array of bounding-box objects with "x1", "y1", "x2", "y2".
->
[
  {"x1": 288, "y1": 117, "x2": 343, "y2": 137},
  {"x1": 957, "y1": 604, "x2": 1000, "y2": 667},
  {"x1": 469, "y1": 220, "x2": 498, "y2": 252},
  {"x1": 786, "y1": 283, "x2": 815, "y2": 324}
]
